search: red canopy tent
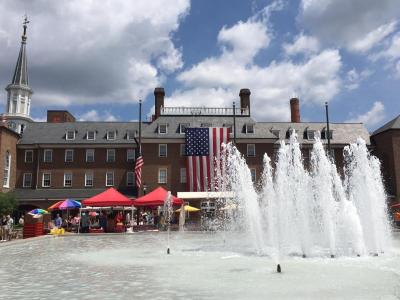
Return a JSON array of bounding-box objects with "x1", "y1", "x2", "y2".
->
[
  {"x1": 133, "y1": 186, "x2": 183, "y2": 207},
  {"x1": 82, "y1": 188, "x2": 134, "y2": 207}
]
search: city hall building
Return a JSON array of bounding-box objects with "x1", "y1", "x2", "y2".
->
[{"x1": 0, "y1": 22, "x2": 372, "y2": 210}]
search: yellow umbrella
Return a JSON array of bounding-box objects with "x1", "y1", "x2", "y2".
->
[{"x1": 175, "y1": 205, "x2": 200, "y2": 212}]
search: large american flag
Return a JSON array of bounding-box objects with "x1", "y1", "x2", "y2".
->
[
  {"x1": 185, "y1": 127, "x2": 230, "y2": 192},
  {"x1": 135, "y1": 155, "x2": 144, "y2": 189}
]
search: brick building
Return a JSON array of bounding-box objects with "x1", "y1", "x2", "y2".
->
[
  {"x1": 371, "y1": 115, "x2": 400, "y2": 204},
  {"x1": 1, "y1": 19, "x2": 371, "y2": 210}
]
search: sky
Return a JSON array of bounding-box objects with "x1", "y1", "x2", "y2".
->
[{"x1": 0, "y1": 0, "x2": 399, "y2": 131}]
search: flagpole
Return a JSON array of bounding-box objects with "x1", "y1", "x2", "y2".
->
[
  {"x1": 325, "y1": 101, "x2": 331, "y2": 156},
  {"x1": 139, "y1": 99, "x2": 142, "y2": 156},
  {"x1": 233, "y1": 101, "x2": 237, "y2": 145}
]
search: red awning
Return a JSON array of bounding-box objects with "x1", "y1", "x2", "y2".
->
[
  {"x1": 133, "y1": 186, "x2": 183, "y2": 207},
  {"x1": 82, "y1": 188, "x2": 134, "y2": 207}
]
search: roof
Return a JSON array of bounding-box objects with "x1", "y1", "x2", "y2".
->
[
  {"x1": 8, "y1": 31, "x2": 30, "y2": 89},
  {"x1": 82, "y1": 188, "x2": 134, "y2": 207},
  {"x1": 133, "y1": 186, "x2": 183, "y2": 206},
  {"x1": 372, "y1": 115, "x2": 400, "y2": 135},
  {"x1": 18, "y1": 117, "x2": 370, "y2": 146},
  {"x1": 14, "y1": 188, "x2": 135, "y2": 201}
]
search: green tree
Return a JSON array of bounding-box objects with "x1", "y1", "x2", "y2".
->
[{"x1": 0, "y1": 192, "x2": 17, "y2": 216}]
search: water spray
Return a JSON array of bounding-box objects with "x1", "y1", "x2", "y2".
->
[{"x1": 277, "y1": 264, "x2": 281, "y2": 273}]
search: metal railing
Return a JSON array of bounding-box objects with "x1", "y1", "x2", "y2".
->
[{"x1": 160, "y1": 106, "x2": 249, "y2": 116}]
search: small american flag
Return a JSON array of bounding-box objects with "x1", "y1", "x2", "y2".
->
[
  {"x1": 135, "y1": 155, "x2": 144, "y2": 188},
  {"x1": 185, "y1": 127, "x2": 230, "y2": 192}
]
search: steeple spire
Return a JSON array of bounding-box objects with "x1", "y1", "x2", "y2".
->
[{"x1": 11, "y1": 15, "x2": 30, "y2": 87}]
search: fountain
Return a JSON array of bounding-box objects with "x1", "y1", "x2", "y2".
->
[{"x1": 163, "y1": 191, "x2": 173, "y2": 254}]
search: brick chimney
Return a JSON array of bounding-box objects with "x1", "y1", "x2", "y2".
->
[
  {"x1": 290, "y1": 98, "x2": 300, "y2": 123},
  {"x1": 154, "y1": 87, "x2": 165, "y2": 119},
  {"x1": 239, "y1": 88, "x2": 251, "y2": 115}
]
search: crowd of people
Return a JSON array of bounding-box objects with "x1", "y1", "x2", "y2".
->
[{"x1": 0, "y1": 214, "x2": 23, "y2": 242}]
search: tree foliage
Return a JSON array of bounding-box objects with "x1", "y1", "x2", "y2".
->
[{"x1": 0, "y1": 192, "x2": 17, "y2": 216}]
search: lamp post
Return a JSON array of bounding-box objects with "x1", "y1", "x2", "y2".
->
[
  {"x1": 233, "y1": 101, "x2": 237, "y2": 145},
  {"x1": 143, "y1": 183, "x2": 147, "y2": 195},
  {"x1": 325, "y1": 102, "x2": 331, "y2": 156}
]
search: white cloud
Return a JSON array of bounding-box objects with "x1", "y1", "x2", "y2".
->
[
  {"x1": 283, "y1": 33, "x2": 320, "y2": 56},
  {"x1": 175, "y1": 2, "x2": 342, "y2": 121},
  {"x1": 79, "y1": 110, "x2": 118, "y2": 121},
  {"x1": 345, "y1": 68, "x2": 373, "y2": 90},
  {"x1": 300, "y1": 0, "x2": 400, "y2": 52},
  {"x1": 346, "y1": 101, "x2": 385, "y2": 128},
  {"x1": 0, "y1": 0, "x2": 190, "y2": 107}
]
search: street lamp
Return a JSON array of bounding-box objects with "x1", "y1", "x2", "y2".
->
[{"x1": 143, "y1": 183, "x2": 147, "y2": 195}]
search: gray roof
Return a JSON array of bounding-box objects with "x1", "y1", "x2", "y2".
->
[
  {"x1": 15, "y1": 188, "x2": 136, "y2": 201},
  {"x1": 18, "y1": 117, "x2": 370, "y2": 146},
  {"x1": 372, "y1": 115, "x2": 400, "y2": 135}
]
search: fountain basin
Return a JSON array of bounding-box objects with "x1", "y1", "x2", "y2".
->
[{"x1": 1, "y1": 231, "x2": 400, "y2": 300}]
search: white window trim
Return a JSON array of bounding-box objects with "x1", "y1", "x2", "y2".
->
[
  {"x1": 43, "y1": 149, "x2": 53, "y2": 163},
  {"x1": 86, "y1": 131, "x2": 96, "y2": 140},
  {"x1": 24, "y1": 150, "x2": 33, "y2": 163},
  {"x1": 246, "y1": 124, "x2": 255, "y2": 134},
  {"x1": 65, "y1": 149, "x2": 74, "y2": 162},
  {"x1": 107, "y1": 149, "x2": 116, "y2": 162},
  {"x1": 158, "y1": 168, "x2": 167, "y2": 184},
  {"x1": 158, "y1": 124, "x2": 168, "y2": 134},
  {"x1": 250, "y1": 168, "x2": 256, "y2": 182},
  {"x1": 3, "y1": 152, "x2": 11, "y2": 188},
  {"x1": 159, "y1": 144, "x2": 167, "y2": 157},
  {"x1": 106, "y1": 171, "x2": 114, "y2": 186},
  {"x1": 307, "y1": 130, "x2": 316, "y2": 140},
  {"x1": 179, "y1": 123, "x2": 189, "y2": 134},
  {"x1": 64, "y1": 172, "x2": 72, "y2": 187},
  {"x1": 127, "y1": 130, "x2": 136, "y2": 140},
  {"x1": 247, "y1": 144, "x2": 256, "y2": 157},
  {"x1": 42, "y1": 173, "x2": 51, "y2": 188},
  {"x1": 107, "y1": 130, "x2": 116, "y2": 140},
  {"x1": 23, "y1": 173, "x2": 32, "y2": 188},
  {"x1": 85, "y1": 172, "x2": 93, "y2": 187},
  {"x1": 127, "y1": 149, "x2": 135, "y2": 162},
  {"x1": 180, "y1": 144, "x2": 186, "y2": 156},
  {"x1": 66, "y1": 130, "x2": 75, "y2": 140},
  {"x1": 126, "y1": 171, "x2": 135, "y2": 186},
  {"x1": 180, "y1": 168, "x2": 186, "y2": 183},
  {"x1": 86, "y1": 149, "x2": 95, "y2": 162}
]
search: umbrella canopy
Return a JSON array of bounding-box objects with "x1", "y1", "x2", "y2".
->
[
  {"x1": 59, "y1": 199, "x2": 81, "y2": 210},
  {"x1": 175, "y1": 205, "x2": 200, "y2": 212},
  {"x1": 48, "y1": 201, "x2": 64, "y2": 211},
  {"x1": 29, "y1": 208, "x2": 48, "y2": 215},
  {"x1": 133, "y1": 186, "x2": 183, "y2": 207},
  {"x1": 82, "y1": 188, "x2": 134, "y2": 207}
]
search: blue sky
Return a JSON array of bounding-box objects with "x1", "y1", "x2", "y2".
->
[{"x1": 0, "y1": 0, "x2": 399, "y2": 131}]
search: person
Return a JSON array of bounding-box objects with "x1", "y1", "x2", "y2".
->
[
  {"x1": 6, "y1": 215, "x2": 14, "y2": 241},
  {"x1": 99, "y1": 212, "x2": 107, "y2": 232},
  {"x1": 54, "y1": 214, "x2": 62, "y2": 228},
  {"x1": 18, "y1": 215, "x2": 24, "y2": 226},
  {"x1": 81, "y1": 212, "x2": 89, "y2": 233},
  {"x1": 1, "y1": 215, "x2": 6, "y2": 241}
]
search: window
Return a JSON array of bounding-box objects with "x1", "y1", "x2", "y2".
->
[
  {"x1": 126, "y1": 171, "x2": 135, "y2": 186},
  {"x1": 25, "y1": 150, "x2": 33, "y2": 163},
  {"x1": 201, "y1": 123, "x2": 211, "y2": 128},
  {"x1": 42, "y1": 173, "x2": 51, "y2": 187},
  {"x1": 127, "y1": 130, "x2": 136, "y2": 140},
  {"x1": 250, "y1": 168, "x2": 256, "y2": 183},
  {"x1": 321, "y1": 130, "x2": 333, "y2": 140},
  {"x1": 158, "y1": 168, "x2": 167, "y2": 184},
  {"x1": 43, "y1": 149, "x2": 53, "y2": 163},
  {"x1": 180, "y1": 144, "x2": 186, "y2": 156},
  {"x1": 245, "y1": 124, "x2": 254, "y2": 134},
  {"x1": 180, "y1": 168, "x2": 186, "y2": 183},
  {"x1": 247, "y1": 144, "x2": 256, "y2": 157},
  {"x1": 65, "y1": 149, "x2": 74, "y2": 162},
  {"x1": 85, "y1": 172, "x2": 93, "y2": 187},
  {"x1": 286, "y1": 129, "x2": 297, "y2": 139},
  {"x1": 3, "y1": 151, "x2": 10, "y2": 188},
  {"x1": 307, "y1": 130, "x2": 316, "y2": 140},
  {"x1": 23, "y1": 173, "x2": 32, "y2": 188},
  {"x1": 64, "y1": 173, "x2": 72, "y2": 187},
  {"x1": 158, "y1": 124, "x2": 167, "y2": 134},
  {"x1": 87, "y1": 131, "x2": 96, "y2": 140},
  {"x1": 107, "y1": 130, "x2": 116, "y2": 140},
  {"x1": 86, "y1": 149, "x2": 95, "y2": 162},
  {"x1": 107, "y1": 149, "x2": 116, "y2": 162},
  {"x1": 106, "y1": 171, "x2": 114, "y2": 186},
  {"x1": 180, "y1": 123, "x2": 190, "y2": 134},
  {"x1": 159, "y1": 144, "x2": 167, "y2": 157},
  {"x1": 66, "y1": 130, "x2": 75, "y2": 140},
  {"x1": 127, "y1": 149, "x2": 135, "y2": 162}
]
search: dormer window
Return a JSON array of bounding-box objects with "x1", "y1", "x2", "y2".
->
[
  {"x1": 158, "y1": 124, "x2": 168, "y2": 134},
  {"x1": 127, "y1": 130, "x2": 136, "y2": 140},
  {"x1": 66, "y1": 130, "x2": 75, "y2": 140},
  {"x1": 271, "y1": 129, "x2": 280, "y2": 138},
  {"x1": 107, "y1": 130, "x2": 116, "y2": 140},
  {"x1": 179, "y1": 123, "x2": 190, "y2": 134},
  {"x1": 87, "y1": 131, "x2": 96, "y2": 140},
  {"x1": 321, "y1": 129, "x2": 333, "y2": 140},
  {"x1": 307, "y1": 130, "x2": 316, "y2": 140},
  {"x1": 201, "y1": 123, "x2": 212, "y2": 128},
  {"x1": 286, "y1": 128, "x2": 297, "y2": 139},
  {"x1": 245, "y1": 124, "x2": 254, "y2": 134}
]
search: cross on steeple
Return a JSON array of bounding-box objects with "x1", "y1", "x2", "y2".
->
[{"x1": 22, "y1": 15, "x2": 29, "y2": 41}]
